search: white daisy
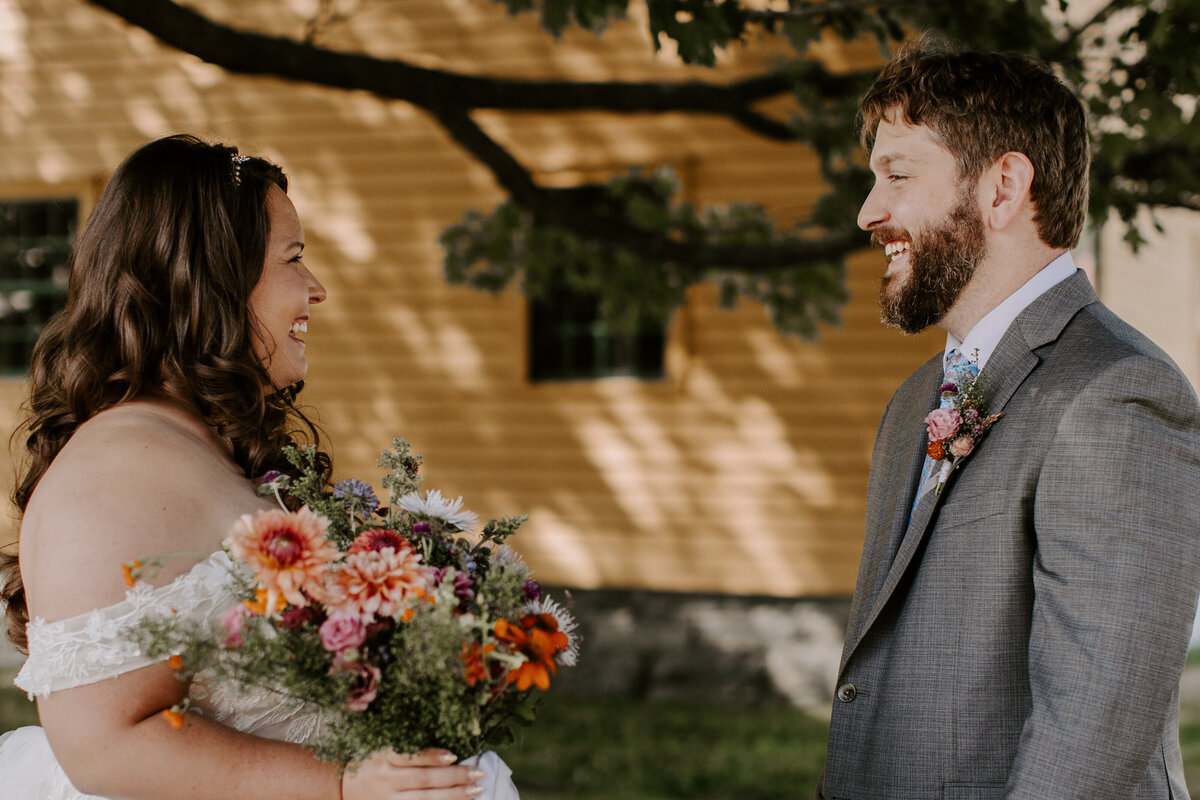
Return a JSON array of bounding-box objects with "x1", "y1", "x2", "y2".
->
[
  {"x1": 492, "y1": 544, "x2": 528, "y2": 572},
  {"x1": 397, "y1": 489, "x2": 478, "y2": 532},
  {"x1": 523, "y1": 595, "x2": 581, "y2": 667}
]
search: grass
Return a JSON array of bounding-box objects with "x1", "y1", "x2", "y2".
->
[
  {"x1": 1, "y1": 681, "x2": 1197, "y2": 798},
  {"x1": 492, "y1": 694, "x2": 830, "y2": 800},
  {"x1": 0, "y1": 669, "x2": 37, "y2": 732}
]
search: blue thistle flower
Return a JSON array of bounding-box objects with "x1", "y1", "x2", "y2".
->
[{"x1": 333, "y1": 478, "x2": 380, "y2": 517}]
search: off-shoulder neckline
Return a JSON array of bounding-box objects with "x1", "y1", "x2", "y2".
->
[{"x1": 26, "y1": 550, "x2": 233, "y2": 630}]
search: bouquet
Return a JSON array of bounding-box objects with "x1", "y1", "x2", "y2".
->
[{"x1": 128, "y1": 437, "x2": 578, "y2": 764}]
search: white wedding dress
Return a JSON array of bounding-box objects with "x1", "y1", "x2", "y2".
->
[{"x1": 0, "y1": 551, "x2": 517, "y2": 800}]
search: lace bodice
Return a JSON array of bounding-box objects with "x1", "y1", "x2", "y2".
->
[
  {"x1": 1, "y1": 553, "x2": 513, "y2": 800},
  {"x1": 17, "y1": 552, "x2": 235, "y2": 697},
  {"x1": 14, "y1": 551, "x2": 323, "y2": 744}
]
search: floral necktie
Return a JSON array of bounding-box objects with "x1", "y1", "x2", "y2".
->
[{"x1": 910, "y1": 349, "x2": 979, "y2": 519}]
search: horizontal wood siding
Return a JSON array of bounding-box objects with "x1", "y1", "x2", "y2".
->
[{"x1": 0, "y1": 0, "x2": 943, "y2": 596}]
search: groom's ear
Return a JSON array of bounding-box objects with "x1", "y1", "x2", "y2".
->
[{"x1": 983, "y1": 151, "x2": 1035, "y2": 232}]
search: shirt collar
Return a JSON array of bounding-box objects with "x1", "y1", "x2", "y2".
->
[{"x1": 945, "y1": 251, "x2": 1078, "y2": 371}]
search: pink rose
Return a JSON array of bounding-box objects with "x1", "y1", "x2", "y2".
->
[
  {"x1": 925, "y1": 408, "x2": 962, "y2": 441},
  {"x1": 320, "y1": 613, "x2": 367, "y2": 652},
  {"x1": 949, "y1": 435, "x2": 975, "y2": 458},
  {"x1": 330, "y1": 654, "x2": 381, "y2": 712},
  {"x1": 219, "y1": 604, "x2": 255, "y2": 648}
]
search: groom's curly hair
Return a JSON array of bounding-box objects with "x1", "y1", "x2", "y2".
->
[
  {"x1": 858, "y1": 35, "x2": 1091, "y2": 251},
  {"x1": 0, "y1": 134, "x2": 330, "y2": 650}
]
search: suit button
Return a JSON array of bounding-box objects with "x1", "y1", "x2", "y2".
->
[{"x1": 836, "y1": 683, "x2": 857, "y2": 703}]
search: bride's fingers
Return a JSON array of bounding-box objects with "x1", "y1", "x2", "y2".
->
[
  {"x1": 392, "y1": 788, "x2": 484, "y2": 800},
  {"x1": 384, "y1": 748, "x2": 458, "y2": 767},
  {"x1": 384, "y1": 765, "x2": 483, "y2": 791}
]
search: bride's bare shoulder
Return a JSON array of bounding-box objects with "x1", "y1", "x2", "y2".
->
[
  {"x1": 20, "y1": 401, "x2": 258, "y2": 619},
  {"x1": 60, "y1": 400, "x2": 220, "y2": 451},
  {"x1": 32, "y1": 402, "x2": 239, "y2": 506}
]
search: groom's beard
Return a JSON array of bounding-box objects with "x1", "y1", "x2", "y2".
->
[{"x1": 877, "y1": 188, "x2": 986, "y2": 335}]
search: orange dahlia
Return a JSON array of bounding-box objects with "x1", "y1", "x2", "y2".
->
[
  {"x1": 325, "y1": 542, "x2": 434, "y2": 620},
  {"x1": 230, "y1": 507, "x2": 339, "y2": 606},
  {"x1": 495, "y1": 613, "x2": 569, "y2": 691}
]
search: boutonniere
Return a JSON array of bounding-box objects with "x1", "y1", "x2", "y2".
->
[{"x1": 924, "y1": 366, "x2": 1002, "y2": 493}]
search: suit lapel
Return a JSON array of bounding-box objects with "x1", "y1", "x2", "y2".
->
[
  {"x1": 840, "y1": 359, "x2": 940, "y2": 667},
  {"x1": 838, "y1": 270, "x2": 1099, "y2": 674}
]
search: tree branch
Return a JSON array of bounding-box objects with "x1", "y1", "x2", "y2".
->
[
  {"x1": 87, "y1": 0, "x2": 846, "y2": 131},
  {"x1": 741, "y1": 0, "x2": 887, "y2": 24},
  {"x1": 434, "y1": 103, "x2": 866, "y2": 269},
  {"x1": 87, "y1": 0, "x2": 869, "y2": 272}
]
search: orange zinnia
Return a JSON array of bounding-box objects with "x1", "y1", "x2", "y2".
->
[
  {"x1": 460, "y1": 639, "x2": 496, "y2": 687},
  {"x1": 230, "y1": 507, "x2": 339, "y2": 606},
  {"x1": 495, "y1": 614, "x2": 569, "y2": 691}
]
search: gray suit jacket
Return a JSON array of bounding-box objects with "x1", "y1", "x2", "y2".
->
[{"x1": 821, "y1": 272, "x2": 1200, "y2": 799}]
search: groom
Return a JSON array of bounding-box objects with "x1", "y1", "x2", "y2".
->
[{"x1": 818, "y1": 39, "x2": 1200, "y2": 798}]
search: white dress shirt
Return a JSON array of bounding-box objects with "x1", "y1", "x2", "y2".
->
[{"x1": 945, "y1": 251, "x2": 1078, "y2": 371}]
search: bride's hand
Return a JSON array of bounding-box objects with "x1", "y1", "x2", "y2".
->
[{"x1": 341, "y1": 748, "x2": 484, "y2": 800}]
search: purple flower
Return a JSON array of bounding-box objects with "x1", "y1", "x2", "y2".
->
[
  {"x1": 939, "y1": 382, "x2": 959, "y2": 396},
  {"x1": 256, "y1": 470, "x2": 291, "y2": 502},
  {"x1": 334, "y1": 479, "x2": 379, "y2": 517},
  {"x1": 523, "y1": 579, "x2": 543, "y2": 601},
  {"x1": 452, "y1": 571, "x2": 476, "y2": 611},
  {"x1": 411, "y1": 521, "x2": 432, "y2": 535}
]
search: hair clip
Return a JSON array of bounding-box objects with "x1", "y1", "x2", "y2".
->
[{"x1": 231, "y1": 153, "x2": 250, "y2": 186}]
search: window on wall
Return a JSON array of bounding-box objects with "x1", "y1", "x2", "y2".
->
[
  {"x1": 528, "y1": 286, "x2": 665, "y2": 381},
  {"x1": 0, "y1": 198, "x2": 76, "y2": 375}
]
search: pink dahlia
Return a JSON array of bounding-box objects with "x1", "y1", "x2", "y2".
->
[
  {"x1": 230, "y1": 507, "x2": 339, "y2": 606},
  {"x1": 326, "y1": 543, "x2": 435, "y2": 620}
]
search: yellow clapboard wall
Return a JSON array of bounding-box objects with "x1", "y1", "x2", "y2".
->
[{"x1": 0, "y1": 0, "x2": 942, "y2": 596}]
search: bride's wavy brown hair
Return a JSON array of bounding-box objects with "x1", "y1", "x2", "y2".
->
[{"x1": 0, "y1": 134, "x2": 330, "y2": 650}]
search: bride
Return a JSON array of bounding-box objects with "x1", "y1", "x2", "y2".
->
[{"x1": 0, "y1": 135, "x2": 487, "y2": 799}]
